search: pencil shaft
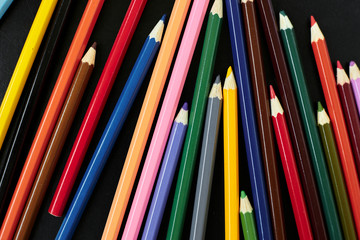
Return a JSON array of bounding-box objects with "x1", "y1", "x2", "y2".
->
[
  {"x1": 256, "y1": 1, "x2": 328, "y2": 239},
  {"x1": 337, "y1": 82, "x2": 360, "y2": 175},
  {"x1": 280, "y1": 14, "x2": 341, "y2": 239},
  {"x1": 225, "y1": 0, "x2": 273, "y2": 238},
  {"x1": 142, "y1": 105, "x2": 188, "y2": 240},
  {"x1": 318, "y1": 116, "x2": 357, "y2": 240},
  {"x1": 0, "y1": 0, "x2": 72, "y2": 218},
  {"x1": 350, "y1": 76, "x2": 360, "y2": 117},
  {"x1": 101, "y1": 1, "x2": 191, "y2": 238},
  {"x1": 241, "y1": 2, "x2": 285, "y2": 238},
  {"x1": 0, "y1": 0, "x2": 58, "y2": 149},
  {"x1": 14, "y1": 47, "x2": 95, "y2": 240},
  {"x1": 189, "y1": 80, "x2": 222, "y2": 240}
]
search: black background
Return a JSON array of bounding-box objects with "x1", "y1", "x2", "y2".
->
[{"x1": 0, "y1": 0, "x2": 359, "y2": 239}]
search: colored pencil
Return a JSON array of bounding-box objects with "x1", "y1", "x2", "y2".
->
[
  {"x1": 142, "y1": 103, "x2": 188, "y2": 240},
  {"x1": 311, "y1": 17, "x2": 360, "y2": 236},
  {"x1": 256, "y1": 1, "x2": 327, "y2": 239},
  {"x1": 189, "y1": 77, "x2": 222, "y2": 240},
  {"x1": 50, "y1": 11, "x2": 160, "y2": 219},
  {"x1": 223, "y1": 68, "x2": 239, "y2": 240},
  {"x1": 280, "y1": 12, "x2": 342, "y2": 239},
  {"x1": 270, "y1": 86, "x2": 312, "y2": 240},
  {"x1": 13, "y1": 44, "x2": 96, "y2": 240},
  {"x1": 0, "y1": 0, "x2": 13, "y2": 19},
  {"x1": 0, "y1": 0, "x2": 58, "y2": 149},
  {"x1": 240, "y1": 191, "x2": 258, "y2": 240},
  {"x1": 224, "y1": 0, "x2": 272, "y2": 238},
  {"x1": 349, "y1": 61, "x2": 360, "y2": 117},
  {"x1": 241, "y1": 1, "x2": 285, "y2": 238},
  {"x1": 0, "y1": 0, "x2": 72, "y2": 218},
  {"x1": 164, "y1": 1, "x2": 221, "y2": 239},
  {"x1": 55, "y1": 17, "x2": 161, "y2": 240},
  {"x1": 100, "y1": 0, "x2": 191, "y2": 237},
  {"x1": 337, "y1": 62, "x2": 360, "y2": 176},
  {"x1": 124, "y1": 0, "x2": 210, "y2": 239},
  {"x1": 317, "y1": 102, "x2": 357, "y2": 240},
  {"x1": 1, "y1": 0, "x2": 105, "y2": 231}
]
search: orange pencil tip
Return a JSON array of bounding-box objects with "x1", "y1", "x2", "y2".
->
[
  {"x1": 337, "y1": 61, "x2": 343, "y2": 69},
  {"x1": 269, "y1": 85, "x2": 275, "y2": 99},
  {"x1": 310, "y1": 16, "x2": 316, "y2": 26}
]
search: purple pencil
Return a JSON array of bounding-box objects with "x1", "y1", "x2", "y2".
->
[
  {"x1": 349, "y1": 61, "x2": 360, "y2": 117},
  {"x1": 141, "y1": 103, "x2": 188, "y2": 240}
]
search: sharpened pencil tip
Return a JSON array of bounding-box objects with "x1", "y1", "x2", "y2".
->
[
  {"x1": 279, "y1": 10, "x2": 286, "y2": 16},
  {"x1": 161, "y1": 14, "x2": 166, "y2": 23},
  {"x1": 269, "y1": 85, "x2": 275, "y2": 99},
  {"x1": 182, "y1": 102, "x2": 188, "y2": 111},
  {"x1": 317, "y1": 102, "x2": 323, "y2": 112},
  {"x1": 311, "y1": 16, "x2": 316, "y2": 26},
  {"x1": 215, "y1": 75, "x2": 221, "y2": 84},
  {"x1": 350, "y1": 61, "x2": 355, "y2": 67},
  {"x1": 337, "y1": 61, "x2": 343, "y2": 70},
  {"x1": 91, "y1": 42, "x2": 97, "y2": 50},
  {"x1": 226, "y1": 66, "x2": 233, "y2": 78},
  {"x1": 241, "y1": 191, "x2": 246, "y2": 199}
]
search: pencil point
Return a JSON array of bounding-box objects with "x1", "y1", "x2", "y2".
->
[
  {"x1": 224, "y1": 67, "x2": 236, "y2": 90},
  {"x1": 350, "y1": 61, "x2": 360, "y2": 81},
  {"x1": 175, "y1": 103, "x2": 188, "y2": 125},
  {"x1": 182, "y1": 102, "x2": 188, "y2": 111},
  {"x1": 211, "y1": 0, "x2": 223, "y2": 18},
  {"x1": 350, "y1": 61, "x2": 355, "y2": 67},
  {"x1": 317, "y1": 102, "x2": 323, "y2": 112},
  {"x1": 279, "y1": 10, "x2": 286, "y2": 17},
  {"x1": 149, "y1": 16, "x2": 165, "y2": 42},
  {"x1": 226, "y1": 66, "x2": 233, "y2": 78},
  {"x1": 337, "y1": 61, "x2": 343, "y2": 70},
  {"x1": 279, "y1": 10, "x2": 293, "y2": 30},
  {"x1": 91, "y1": 42, "x2": 97, "y2": 50},
  {"x1": 215, "y1": 75, "x2": 221, "y2": 84},
  {"x1": 269, "y1": 85, "x2": 275, "y2": 99},
  {"x1": 161, "y1": 14, "x2": 166, "y2": 22},
  {"x1": 241, "y1": 191, "x2": 246, "y2": 199},
  {"x1": 310, "y1": 16, "x2": 316, "y2": 26}
]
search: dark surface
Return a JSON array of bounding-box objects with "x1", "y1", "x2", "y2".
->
[{"x1": 0, "y1": 0, "x2": 359, "y2": 239}]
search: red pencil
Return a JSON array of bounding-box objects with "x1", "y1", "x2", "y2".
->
[
  {"x1": 270, "y1": 85, "x2": 312, "y2": 240},
  {"x1": 336, "y1": 61, "x2": 360, "y2": 175},
  {"x1": 311, "y1": 16, "x2": 360, "y2": 236},
  {"x1": 48, "y1": 0, "x2": 148, "y2": 217}
]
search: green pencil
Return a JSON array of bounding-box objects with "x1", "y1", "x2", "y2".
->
[
  {"x1": 279, "y1": 11, "x2": 343, "y2": 240},
  {"x1": 240, "y1": 191, "x2": 258, "y2": 240},
  {"x1": 317, "y1": 102, "x2": 357, "y2": 240},
  {"x1": 166, "y1": 0, "x2": 223, "y2": 239}
]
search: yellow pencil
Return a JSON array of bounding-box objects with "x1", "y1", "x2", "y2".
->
[
  {"x1": 223, "y1": 66, "x2": 239, "y2": 240},
  {"x1": 0, "y1": 0, "x2": 58, "y2": 149}
]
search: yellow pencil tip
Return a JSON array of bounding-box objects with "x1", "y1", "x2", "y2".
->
[{"x1": 226, "y1": 66, "x2": 233, "y2": 78}]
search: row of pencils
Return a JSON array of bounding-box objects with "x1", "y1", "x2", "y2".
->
[{"x1": 0, "y1": 0, "x2": 359, "y2": 239}]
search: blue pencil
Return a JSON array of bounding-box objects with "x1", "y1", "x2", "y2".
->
[
  {"x1": 224, "y1": 0, "x2": 273, "y2": 239},
  {"x1": 0, "y1": 0, "x2": 13, "y2": 19},
  {"x1": 55, "y1": 16, "x2": 165, "y2": 240},
  {"x1": 142, "y1": 102, "x2": 188, "y2": 240}
]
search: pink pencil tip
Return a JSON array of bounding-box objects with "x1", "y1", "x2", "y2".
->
[
  {"x1": 350, "y1": 61, "x2": 355, "y2": 67},
  {"x1": 269, "y1": 85, "x2": 276, "y2": 99},
  {"x1": 310, "y1": 16, "x2": 316, "y2": 26},
  {"x1": 337, "y1": 61, "x2": 343, "y2": 70}
]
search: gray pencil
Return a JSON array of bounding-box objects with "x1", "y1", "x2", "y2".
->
[{"x1": 190, "y1": 76, "x2": 222, "y2": 240}]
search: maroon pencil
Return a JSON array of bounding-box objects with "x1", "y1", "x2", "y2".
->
[{"x1": 336, "y1": 61, "x2": 360, "y2": 175}]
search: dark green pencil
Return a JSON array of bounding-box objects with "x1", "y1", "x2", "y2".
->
[
  {"x1": 317, "y1": 102, "x2": 356, "y2": 240},
  {"x1": 279, "y1": 11, "x2": 342, "y2": 240}
]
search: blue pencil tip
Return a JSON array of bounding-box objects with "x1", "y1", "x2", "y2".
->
[
  {"x1": 182, "y1": 102, "x2": 188, "y2": 111},
  {"x1": 161, "y1": 14, "x2": 166, "y2": 23}
]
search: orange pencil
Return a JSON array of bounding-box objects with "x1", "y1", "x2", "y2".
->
[
  {"x1": 0, "y1": 1, "x2": 105, "y2": 238},
  {"x1": 311, "y1": 16, "x2": 360, "y2": 236}
]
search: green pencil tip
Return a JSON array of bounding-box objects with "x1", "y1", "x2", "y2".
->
[
  {"x1": 241, "y1": 191, "x2": 246, "y2": 199},
  {"x1": 279, "y1": 10, "x2": 286, "y2": 16},
  {"x1": 317, "y1": 102, "x2": 323, "y2": 112}
]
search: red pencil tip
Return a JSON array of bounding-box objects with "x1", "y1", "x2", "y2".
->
[
  {"x1": 337, "y1": 61, "x2": 343, "y2": 70},
  {"x1": 269, "y1": 85, "x2": 276, "y2": 99},
  {"x1": 310, "y1": 16, "x2": 316, "y2": 26}
]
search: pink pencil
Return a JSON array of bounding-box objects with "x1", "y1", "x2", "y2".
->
[
  {"x1": 349, "y1": 61, "x2": 360, "y2": 117},
  {"x1": 121, "y1": 0, "x2": 210, "y2": 238}
]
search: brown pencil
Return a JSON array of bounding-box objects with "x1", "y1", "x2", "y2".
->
[
  {"x1": 336, "y1": 61, "x2": 360, "y2": 176},
  {"x1": 255, "y1": 0, "x2": 327, "y2": 239},
  {"x1": 240, "y1": 1, "x2": 285, "y2": 239},
  {"x1": 13, "y1": 43, "x2": 96, "y2": 240}
]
